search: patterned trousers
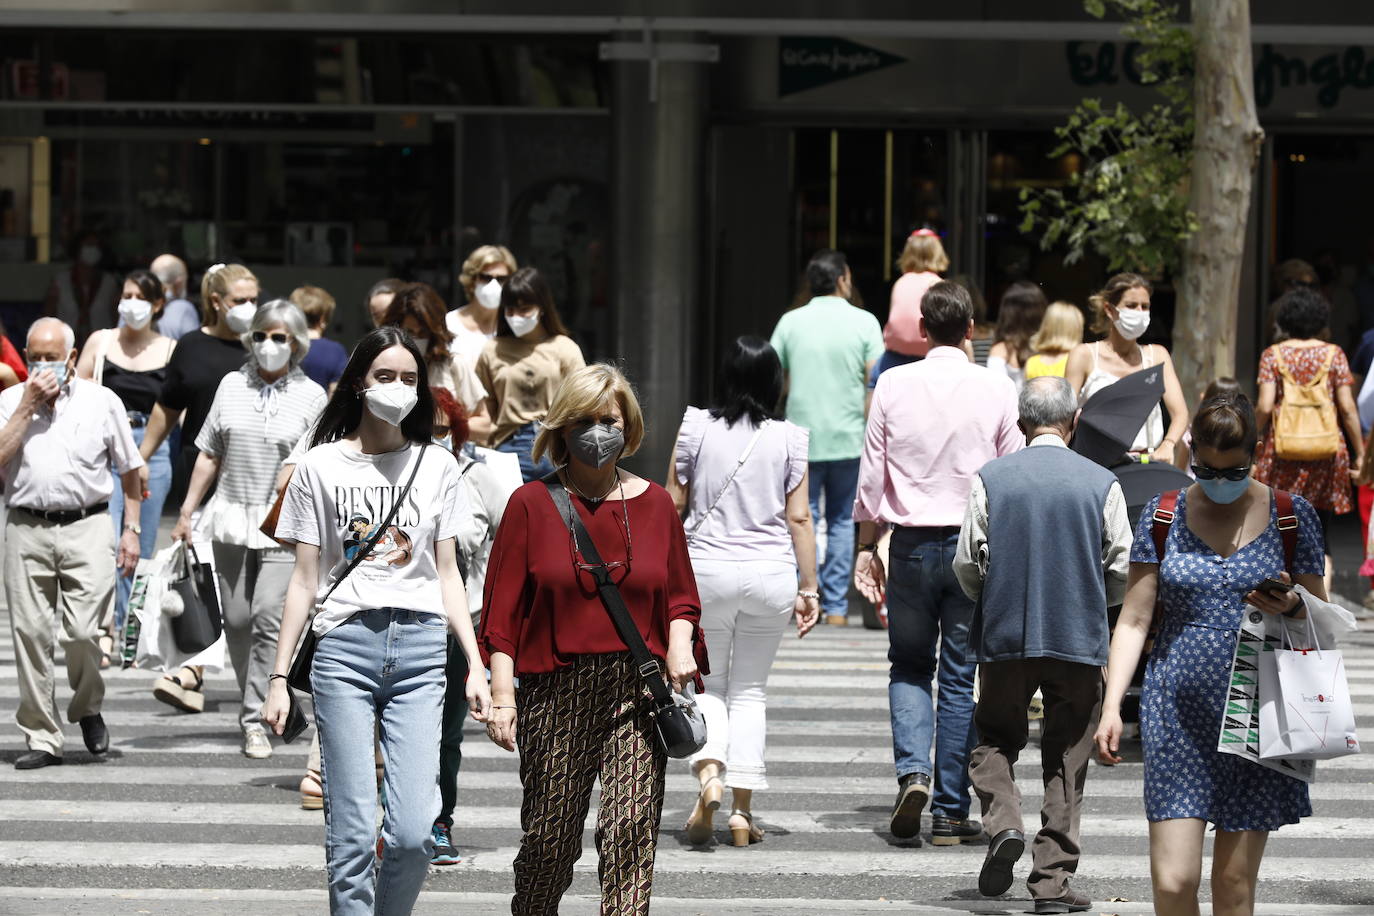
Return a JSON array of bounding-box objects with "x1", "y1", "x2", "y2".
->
[{"x1": 512, "y1": 652, "x2": 666, "y2": 916}]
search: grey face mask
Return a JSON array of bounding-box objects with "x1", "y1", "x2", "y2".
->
[{"x1": 567, "y1": 422, "x2": 624, "y2": 469}]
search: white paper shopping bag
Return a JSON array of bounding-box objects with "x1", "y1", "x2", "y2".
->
[{"x1": 1259, "y1": 615, "x2": 1360, "y2": 761}]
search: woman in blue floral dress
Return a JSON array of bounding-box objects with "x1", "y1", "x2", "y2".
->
[{"x1": 1095, "y1": 391, "x2": 1328, "y2": 916}]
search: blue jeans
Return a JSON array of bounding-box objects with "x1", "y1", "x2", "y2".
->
[
  {"x1": 109, "y1": 421, "x2": 172, "y2": 634},
  {"x1": 868, "y1": 349, "x2": 921, "y2": 388},
  {"x1": 497, "y1": 420, "x2": 556, "y2": 483},
  {"x1": 313, "y1": 609, "x2": 447, "y2": 916},
  {"x1": 886, "y1": 527, "x2": 978, "y2": 818},
  {"x1": 807, "y1": 458, "x2": 860, "y2": 616}
]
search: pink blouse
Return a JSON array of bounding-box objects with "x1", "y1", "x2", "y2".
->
[{"x1": 882, "y1": 271, "x2": 942, "y2": 357}]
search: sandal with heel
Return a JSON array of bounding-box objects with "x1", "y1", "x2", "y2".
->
[
  {"x1": 300, "y1": 768, "x2": 323, "y2": 810},
  {"x1": 684, "y1": 776, "x2": 724, "y2": 845},
  {"x1": 152, "y1": 665, "x2": 205, "y2": 713},
  {"x1": 728, "y1": 809, "x2": 764, "y2": 847}
]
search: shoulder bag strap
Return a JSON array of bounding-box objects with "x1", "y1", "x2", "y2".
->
[
  {"x1": 543, "y1": 477, "x2": 672, "y2": 706},
  {"x1": 319, "y1": 443, "x2": 428, "y2": 605},
  {"x1": 93, "y1": 329, "x2": 113, "y2": 387},
  {"x1": 1274, "y1": 488, "x2": 1298, "y2": 575},
  {"x1": 1152, "y1": 489, "x2": 1180, "y2": 563},
  {"x1": 685, "y1": 420, "x2": 770, "y2": 543}
]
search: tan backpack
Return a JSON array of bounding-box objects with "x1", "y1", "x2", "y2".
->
[{"x1": 1272, "y1": 345, "x2": 1341, "y2": 461}]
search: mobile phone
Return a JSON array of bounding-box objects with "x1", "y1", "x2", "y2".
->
[
  {"x1": 282, "y1": 689, "x2": 310, "y2": 744},
  {"x1": 1258, "y1": 577, "x2": 1293, "y2": 594}
]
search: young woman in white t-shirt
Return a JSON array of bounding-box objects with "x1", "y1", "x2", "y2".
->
[{"x1": 262, "y1": 327, "x2": 491, "y2": 914}]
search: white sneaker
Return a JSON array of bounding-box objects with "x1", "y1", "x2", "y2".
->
[{"x1": 242, "y1": 728, "x2": 273, "y2": 759}]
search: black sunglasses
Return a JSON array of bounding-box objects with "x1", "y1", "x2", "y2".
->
[
  {"x1": 251, "y1": 331, "x2": 289, "y2": 344},
  {"x1": 477, "y1": 272, "x2": 509, "y2": 285},
  {"x1": 1192, "y1": 463, "x2": 1252, "y2": 482}
]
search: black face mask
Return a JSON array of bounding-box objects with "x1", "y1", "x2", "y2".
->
[{"x1": 567, "y1": 422, "x2": 624, "y2": 469}]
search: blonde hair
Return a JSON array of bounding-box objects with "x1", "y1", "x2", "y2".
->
[
  {"x1": 1030, "y1": 301, "x2": 1085, "y2": 356},
  {"x1": 290, "y1": 285, "x2": 337, "y2": 330},
  {"x1": 533, "y1": 363, "x2": 645, "y2": 467},
  {"x1": 200, "y1": 263, "x2": 257, "y2": 325},
  {"x1": 897, "y1": 232, "x2": 950, "y2": 275},
  {"x1": 1088, "y1": 272, "x2": 1151, "y2": 335},
  {"x1": 459, "y1": 245, "x2": 519, "y2": 298}
]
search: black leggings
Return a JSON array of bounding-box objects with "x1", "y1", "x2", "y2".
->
[{"x1": 436, "y1": 636, "x2": 470, "y2": 828}]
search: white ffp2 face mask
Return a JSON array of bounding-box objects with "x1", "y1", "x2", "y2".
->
[
  {"x1": 225, "y1": 303, "x2": 257, "y2": 334},
  {"x1": 254, "y1": 339, "x2": 291, "y2": 373},
  {"x1": 506, "y1": 311, "x2": 540, "y2": 338},
  {"x1": 476, "y1": 279, "x2": 503, "y2": 311},
  {"x1": 363, "y1": 381, "x2": 418, "y2": 427},
  {"x1": 119, "y1": 298, "x2": 154, "y2": 330},
  {"x1": 1113, "y1": 308, "x2": 1150, "y2": 341}
]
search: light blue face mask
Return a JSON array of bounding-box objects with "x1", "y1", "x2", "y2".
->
[
  {"x1": 1197, "y1": 475, "x2": 1249, "y2": 505},
  {"x1": 27, "y1": 360, "x2": 69, "y2": 387}
]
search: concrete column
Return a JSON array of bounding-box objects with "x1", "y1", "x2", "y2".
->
[{"x1": 609, "y1": 35, "x2": 707, "y2": 477}]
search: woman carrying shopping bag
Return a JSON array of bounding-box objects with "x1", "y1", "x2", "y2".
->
[
  {"x1": 1095, "y1": 390, "x2": 1328, "y2": 916},
  {"x1": 262, "y1": 327, "x2": 491, "y2": 915},
  {"x1": 665, "y1": 336, "x2": 819, "y2": 846}
]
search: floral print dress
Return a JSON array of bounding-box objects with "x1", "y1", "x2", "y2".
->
[
  {"x1": 1254, "y1": 343, "x2": 1353, "y2": 513},
  {"x1": 1131, "y1": 488, "x2": 1324, "y2": 831}
]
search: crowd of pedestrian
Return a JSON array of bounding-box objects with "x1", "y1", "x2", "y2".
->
[{"x1": 0, "y1": 234, "x2": 1366, "y2": 916}]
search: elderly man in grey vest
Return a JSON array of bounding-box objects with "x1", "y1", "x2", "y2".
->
[{"x1": 953, "y1": 376, "x2": 1132, "y2": 915}]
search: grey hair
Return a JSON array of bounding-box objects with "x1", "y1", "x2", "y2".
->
[
  {"x1": 1018, "y1": 375, "x2": 1076, "y2": 430},
  {"x1": 242, "y1": 299, "x2": 311, "y2": 370},
  {"x1": 27, "y1": 317, "x2": 75, "y2": 353}
]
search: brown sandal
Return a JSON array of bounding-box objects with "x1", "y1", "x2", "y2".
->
[
  {"x1": 684, "y1": 776, "x2": 724, "y2": 845},
  {"x1": 300, "y1": 768, "x2": 323, "y2": 810},
  {"x1": 152, "y1": 665, "x2": 205, "y2": 713},
  {"x1": 728, "y1": 809, "x2": 764, "y2": 847}
]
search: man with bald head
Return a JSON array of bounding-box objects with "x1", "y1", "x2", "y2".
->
[
  {"x1": 148, "y1": 254, "x2": 199, "y2": 340},
  {"x1": 0, "y1": 318, "x2": 144, "y2": 769}
]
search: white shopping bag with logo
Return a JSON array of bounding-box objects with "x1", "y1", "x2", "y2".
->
[{"x1": 1259, "y1": 612, "x2": 1359, "y2": 761}]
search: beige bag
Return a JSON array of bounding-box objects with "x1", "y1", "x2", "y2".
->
[{"x1": 1273, "y1": 346, "x2": 1341, "y2": 461}]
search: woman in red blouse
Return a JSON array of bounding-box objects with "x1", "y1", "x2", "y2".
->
[{"x1": 479, "y1": 363, "x2": 707, "y2": 916}]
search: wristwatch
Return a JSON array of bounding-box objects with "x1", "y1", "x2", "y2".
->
[
  {"x1": 123, "y1": 522, "x2": 142, "y2": 536},
  {"x1": 858, "y1": 542, "x2": 879, "y2": 553}
]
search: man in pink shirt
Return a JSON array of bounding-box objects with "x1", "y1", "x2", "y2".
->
[{"x1": 853, "y1": 281, "x2": 1021, "y2": 847}]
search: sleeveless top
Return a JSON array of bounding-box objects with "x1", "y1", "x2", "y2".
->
[
  {"x1": 1079, "y1": 341, "x2": 1164, "y2": 453},
  {"x1": 1025, "y1": 352, "x2": 1070, "y2": 379},
  {"x1": 101, "y1": 338, "x2": 174, "y2": 415}
]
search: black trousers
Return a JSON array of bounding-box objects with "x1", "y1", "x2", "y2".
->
[{"x1": 436, "y1": 636, "x2": 469, "y2": 828}]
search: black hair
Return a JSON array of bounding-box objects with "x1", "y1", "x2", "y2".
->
[
  {"x1": 1274, "y1": 287, "x2": 1330, "y2": 340},
  {"x1": 806, "y1": 249, "x2": 849, "y2": 298},
  {"x1": 921, "y1": 280, "x2": 975, "y2": 346},
  {"x1": 124, "y1": 269, "x2": 166, "y2": 317},
  {"x1": 994, "y1": 281, "x2": 1048, "y2": 365},
  {"x1": 310, "y1": 327, "x2": 435, "y2": 448},
  {"x1": 496, "y1": 266, "x2": 572, "y2": 338},
  {"x1": 710, "y1": 336, "x2": 783, "y2": 428}
]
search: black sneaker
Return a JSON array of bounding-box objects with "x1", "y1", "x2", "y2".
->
[
  {"x1": 889, "y1": 772, "x2": 930, "y2": 839},
  {"x1": 978, "y1": 828, "x2": 1025, "y2": 896},
  {"x1": 930, "y1": 814, "x2": 985, "y2": 846},
  {"x1": 430, "y1": 822, "x2": 461, "y2": 865},
  {"x1": 1033, "y1": 889, "x2": 1092, "y2": 914}
]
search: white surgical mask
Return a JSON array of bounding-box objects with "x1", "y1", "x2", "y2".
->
[
  {"x1": 475, "y1": 278, "x2": 503, "y2": 311},
  {"x1": 225, "y1": 303, "x2": 257, "y2": 334},
  {"x1": 364, "y1": 381, "x2": 418, "y2": 427},
  {"x1": 1113, "y1": 308, "x2": 1150, "y2": 341},
  {"x1": 253, "y1": 339, "x2": 291, "y2": 373},
  {"x1": 507, "y1": 311, "x2": 540, "y2": 338},
  {"x1": 79, "y1": 245, "x2": 101, "y2": 267},
  {"x1": 28, "y1": 360, "x2": 69, "y2": 387},
  {"x1": 119, "y1": 298, "x2": 154, "y2": 330}
]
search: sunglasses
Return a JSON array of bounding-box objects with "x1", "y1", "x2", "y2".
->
[
  {"x1": 251, "y1": 331, "x2": 289, "y2": 344},
  {"x1": 477, "y1": 272, "x2": 509, "y2": 285},
  {"x1": 230, "y1": 296, "x2": 257, "y2": 306},
  {"x1": 1191, "y1": 463, "x2": 1252, "y2": 482}
]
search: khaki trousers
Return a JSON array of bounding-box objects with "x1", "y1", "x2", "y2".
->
[
  {"x1": 4, "y1": 512, "x2": 114, "y2": 756},
  {"x1": 968, "y1": 657, "x2": 1102, "y2": 901}
]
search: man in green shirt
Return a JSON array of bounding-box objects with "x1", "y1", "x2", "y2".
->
[{"x1": 770, "y1": 249, "x2": 884, "y2": 625}]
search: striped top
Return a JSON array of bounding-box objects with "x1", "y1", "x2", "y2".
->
[{"x1": 194, "y1": 365, "x2": 327, "y2": 548}]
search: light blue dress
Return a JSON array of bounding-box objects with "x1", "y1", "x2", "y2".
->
[{"x1": 1131, "y1": 489, "x2": 1324, "y2": 831}]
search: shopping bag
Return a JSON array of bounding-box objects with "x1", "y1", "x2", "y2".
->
[
  {"x1": 133, "y1": 542, "x2": 226, "y2": 673},
  {"x1": 1218, "y1": 606, "x2": 1315, "y2": 782},
  {"x1": 167, "y1": 541, "x2": 223, "y2": 653},
  {"x1": 1260, "y1": 614, "x2": 1360, "y2": 760}
]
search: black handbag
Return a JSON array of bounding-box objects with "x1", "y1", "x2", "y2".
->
[
  {"x1": 168, "y1": 543, "x2": 223, "y2": 654},
  {"x1": 287, "y1": 443, "x2": 429, "y2": 693},
  {"x1": 543, "y1": 477, "x2": 707, "y2": 759}
]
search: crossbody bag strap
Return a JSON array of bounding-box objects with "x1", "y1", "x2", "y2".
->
[
  {"x1": 1274, "y1": 488, "x2": 1298, "y2": 575},
  {"x1": 686, "y1": 419, "x2": 770, "y2": 543},
  {"x1": 1151, "y1": 489, "x2": 1180, "y2": 563},
  {"x1": 320, "y1": 442, "x2": 428, "y2": 605},
  {"x1": 543, "y1": 477, "x2": 672, "y2": 706}
]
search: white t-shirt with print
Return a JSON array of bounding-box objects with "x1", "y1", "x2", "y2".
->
[{"x1": 275, "y1": 440, "x2": 462, "y2": 636}]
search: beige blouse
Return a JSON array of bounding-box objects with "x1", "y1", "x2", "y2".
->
[{"x1": 475, "y1": 334, "x2": 585, "y2": 447}]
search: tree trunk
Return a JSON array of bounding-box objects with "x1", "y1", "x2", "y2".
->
[{"x1": 1174, "y1": 0, "x2": 1262, "y2": 406}]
